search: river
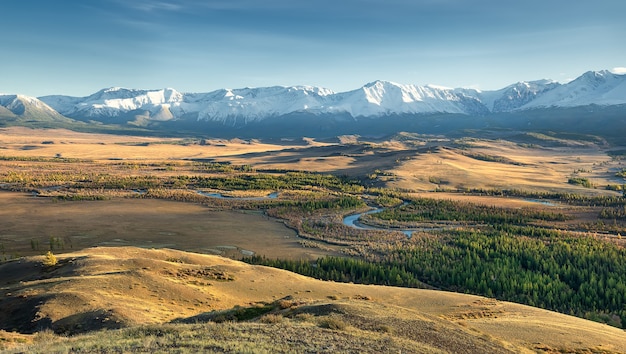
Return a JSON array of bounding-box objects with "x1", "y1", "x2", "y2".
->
[{"x1": 342, "y1": 208, "x2": 414, "y2": 237}]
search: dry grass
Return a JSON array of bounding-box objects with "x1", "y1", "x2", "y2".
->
[
  {"x1": 0, "y1": 127, "x2": 305, "y2": 160},
  {"x1": 2, "y1": 128, "x2": 626, "y2": 352},
  {"x1": 258, "y1": 313, "x2": 284, "y2": 324},
  {"x1": 5, "y1": 319, "x2": 447, "y2": 354},
  {"x1": 1, "y1": 247, "x2": 625, "y2": 353},
  {"x1": 0, "y1": 192, "x2": 341, "y2": 260},
  {"x1": 388, "y1": 140, "x2": 622, "y2": 194},
  {"x1": 2, "y1": 127, "x2": 623, "y2": 197}
]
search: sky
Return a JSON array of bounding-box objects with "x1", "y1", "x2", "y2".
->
[{"x1": 2, "y1": 0, "x2": 625, "y2": 97}]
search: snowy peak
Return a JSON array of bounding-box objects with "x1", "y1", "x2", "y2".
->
[
  {"x1": 579, "y1": 69, "x2": 613, "y2": 81},
  {"x1": 0, "y1": 94, "x2": 65, "y2": 119},
  {"x1": 195, "y1": 85, "x2": 336, "y2": 122},
  {"x1": 521, "y1": 70, "x2": 626, "y2": 109},
  {"x1": 361, "y1": 80, "x2": 407, "y2": 105},
  {"x1": 29, "y1": 70, "x2": 626, "y2": 125},
  {"x1": 41, "y1": 88, "x2": 186, "y2": 120},
  {"x1": 87, "y1": 87, "x2": 184, "y2": 108},
  {"x1": 327, "y1": 80, "x2": 485, "y2": 117},
  {"x1": 482, "y1": 79, "x2": 561, "y2": 112}
]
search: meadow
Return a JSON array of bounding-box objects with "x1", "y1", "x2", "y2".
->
[{"x1": 1, "y1": 126, "x2": 626, "y2": 352}]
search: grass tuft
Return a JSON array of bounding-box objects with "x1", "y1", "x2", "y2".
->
[
  {"x1": 258, "y1": 314, "x2": 283, "y2": 324},
  {"x1": 318, "y1": 316, "x2": 348, "y2": 331}
]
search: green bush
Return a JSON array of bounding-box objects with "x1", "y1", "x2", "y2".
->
[{"x1": 568, "y1": 177, "x2": 593, "y2": 188}]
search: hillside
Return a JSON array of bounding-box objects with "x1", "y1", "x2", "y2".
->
[
  {"x1": 1, "y1": 247, "x2": 624, "y2": 353},
  {"x1": 0, "y1": 95, "x2": 76, "y2": 127}
]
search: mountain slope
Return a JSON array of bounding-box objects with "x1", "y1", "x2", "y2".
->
[
  {"x1": 0, "y1": 70, "x2": 623, "y2": 140},
  {"x1": 1, "y1": 247, "x2": 625, "y2": 353},
  {"x1": 41, "y1": 86, "x2": 337, "y2": 124},
  {"x1": 40, "y1": 87, "x2": 185, "y2": 122},
  {"x1": 522, "y1": 70, "x2": 626, "y2": 108},
  {"x1": 477, "y1": 79, "x2": 561, "y2": 112},
  {"x1": 37, "y1": 70, "x2": 626, "y2": 126},
  {"x1": 0, "y1": 94, "x2": 69, "y2": 122},
  {"x1": 325, "y1": 80, "x2": 489, "y2": 117}
]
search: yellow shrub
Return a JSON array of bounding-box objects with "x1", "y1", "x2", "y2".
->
[{"x1": 42, "y1": 251, "x2": 57, "y2": 267}]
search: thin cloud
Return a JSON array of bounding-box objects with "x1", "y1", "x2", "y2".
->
[
  {"x1": 112, "y1": 0, "x2": 184, "y2": 13},
  {"x1": 611, "y1": 67, "x2": 626, "y2": 75}
]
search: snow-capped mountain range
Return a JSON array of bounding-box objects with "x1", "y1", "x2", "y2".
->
[{"x1": 2, "y1": 70, "x2": 625, "y2": 126}]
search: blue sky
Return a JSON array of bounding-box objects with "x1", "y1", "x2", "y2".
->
[{"x1": 2, "y1": 0, "x2": 625, "y2": 97}]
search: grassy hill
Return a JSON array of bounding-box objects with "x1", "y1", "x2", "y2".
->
[{"x1": 1, "y1": 247, "x2": 624, "y2": 353}]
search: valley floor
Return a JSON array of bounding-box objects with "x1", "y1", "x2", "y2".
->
[{"x1": 1, "y1": 128, "x2": 626, "y2": 352}]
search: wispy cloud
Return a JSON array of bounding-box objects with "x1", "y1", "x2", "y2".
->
[
  {"x1": 113, "y1": 0, "x2": 184, "y2": 12},
  {"x1": 611, "y1": 67, "x2": 626, "y2": 75},
  {"x1": 111, "y1": 0, "x2": 285, "y2": 13}
]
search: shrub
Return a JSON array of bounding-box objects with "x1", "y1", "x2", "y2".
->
[
  {"x1": 277, "y1": 299, "x2": 297, "y2": 309},
  {"x1": 318, "y1": 316, "x2": 347, "y2": 330},
  {"x1": 375, "y1": 324, "x2": 393, "y2": 333},
  {"x1": 294, "y1": 313, "x2": 315, "y2": 322},
  {"x1": 42, "y1": 251, "x2": 58, "y2": 267},
  {"x1": 259, "y1": 314, "x2": 283, "y2": 324},
  {"x1": 568, "y1": 177, "x2": 593, "y2": 188}
]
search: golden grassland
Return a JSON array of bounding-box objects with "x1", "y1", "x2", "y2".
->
[
  {"x1": 0, "y1": 127, "x2": 309, "y2": 160},
  {"x1": 1, "y1": 127, "x2": 625, "y2": 254},
  {"x1": 1, "y1": 126, "x2": 624, "y2": 194},
  {"x1": 2, "y1": 127, "x2": 626, "y2": 352},
  {"x1": 1, "y1": 247, "x2": 625, "y2": 353},
  {"x1": 389, "y1": 140, "x2": 621, "y2": 194}
]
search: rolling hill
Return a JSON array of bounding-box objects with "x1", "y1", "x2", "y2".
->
[{"x1": 1, "y1": 247, "x2": 624, "y2": 353}]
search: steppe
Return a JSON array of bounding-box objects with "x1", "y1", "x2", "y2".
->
[
  {"x1": 2, "y1": 247, "x2": 625, "y2": 353},
  {"x1": 1, "y1": 127, "x2": 625, "y2": 353}
]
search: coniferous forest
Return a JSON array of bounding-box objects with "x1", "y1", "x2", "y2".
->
[{"x1": 247, "y1": 193, "x2": 626, "y2": 329}]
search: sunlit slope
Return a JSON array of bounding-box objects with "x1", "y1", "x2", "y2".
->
[{"x1": 1, "y1": 247, "x2": 624, "y2": 353}]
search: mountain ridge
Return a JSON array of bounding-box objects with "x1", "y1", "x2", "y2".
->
[
  {"x1": 25, "y1": 70, "x2": 624, "y2": 124},
  {"x1": 2, "y1": 70, "x2": 626, "y2": 141}
]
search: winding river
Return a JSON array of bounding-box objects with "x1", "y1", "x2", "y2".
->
[
  {"x1": 196, "y1": 191, "x2": 561, "y2": 238},
  {"x1": 342, "y1": 208, "x2": 415, "y2": 237},
  {"x1": 195, "y1": 190, "x2": 417, "y2": 236},
  {"x1": 343, "y1": 196, "x2": 562, "y2": 237}
]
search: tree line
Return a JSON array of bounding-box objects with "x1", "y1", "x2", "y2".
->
[
  {"x1": 246, "y1": 227, "x2": 626, "y2": 328},
  {"x1": 371, "y1": 197, "x2": 568, "y2": 225}
]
